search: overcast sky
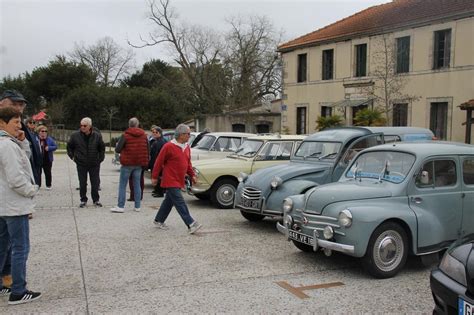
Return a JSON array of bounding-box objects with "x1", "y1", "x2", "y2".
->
[{"x1": 0, "y1": 0, "x2": 390, "y2": 78}]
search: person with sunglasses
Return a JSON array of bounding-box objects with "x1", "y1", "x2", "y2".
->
[
  {"x1": 36, "y1": 125, "x2": 57, "y2": 190},
  {"x1": 67, "y1": 117, "x2": 105, "y2": 208}
]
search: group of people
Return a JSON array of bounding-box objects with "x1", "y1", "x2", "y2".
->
[
  {"x1": 109, "y1": 118, "x2": 202, "y2": 234},
  {"x1": 0, "y1": 88, "x2": 203, "y2": 306}
]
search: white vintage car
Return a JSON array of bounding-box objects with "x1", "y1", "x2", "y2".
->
[{"x1": 191, "y1": 132, "x2": 256, "y2": 161}]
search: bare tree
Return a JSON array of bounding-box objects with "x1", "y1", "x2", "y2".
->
[
  {"x1": 224, "y1": 16, "x2": 282, "y2": 109},
  {"x1": 129, "y1": 0, "x2": 226, "y2": 114},
  {"x1": 366, "y1": 34, "x2": 419, "y2": 124},
  {"x1": 71, "y1": 37, "x2": 135, "y2": 87}
]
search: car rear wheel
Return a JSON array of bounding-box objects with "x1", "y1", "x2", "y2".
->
[
  {"x1": 363, "y1": 222, "x2": 408, "y2": 279},
  {"x1": 210, "y1": 178, "x2": 238, "y2": 209},
  {"x1": 292, "y1": 240, "x2": 313, "y2": 252},
  {"x1": 240, "y1": 210, "x2": 265, "y2": 221}
]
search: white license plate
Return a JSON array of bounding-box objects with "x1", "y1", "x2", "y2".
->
[
  {"x1": 288, "y1": 230, "x2": 313, "y2": 246},
  {"x1": 459, "y1": 298, "x2": 474, "y2": 315},
  {"x1": 240, "y1": 197, "x2": 260, "y2": 209}
]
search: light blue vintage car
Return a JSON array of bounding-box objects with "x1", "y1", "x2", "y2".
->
[
  {"x1": 277, "y1": 142, "x2": 474, "y2": 278},
  {"x1": 235, "y1": 127, "x2": 434, "y2": 222}
]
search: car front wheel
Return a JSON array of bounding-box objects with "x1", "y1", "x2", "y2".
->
[
  {"x1": 363, "y1": 222, "x2": 408, "y2": 279},
  {"x1": 210, "y1": 178, "x2": 238, "y2": 209}
]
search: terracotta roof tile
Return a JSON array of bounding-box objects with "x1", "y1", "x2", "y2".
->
[{"x1": 279, "y1": 0, "x2": 474, "y2": 52}]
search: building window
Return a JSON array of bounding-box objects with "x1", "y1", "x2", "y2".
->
[
  {"x1": 232, "y1": 124, "x2": 245, "y2": 132},
  {"x1": 322, "y1": 49, "x2": 334, "y2": 80},
  {"x1": 396, "y1": 36, "x2": 410, "y2": 73},
  {"x1": 355, "y1": 44, "x2": 367, "y2": 77},
  {"x1": 256, "y1": 124, "x2": 270, "y2": 134},
  {"x1": 297, "y1": 53, "x2": 307, "y2": 83},
  {"x1": 296, "y1": 107, "x2": 307, "y2": 134},
  {"x1": 433, "y1": 29, "x2": 451, "y2": 69},
  {"x1": 321, "y1": 106, "x2": 332, "y2": 117},
  {"x1": 392, "y1": 103, "x2": 408, "y2": 126},
  {"x1": 352, "y1": 104, "x2": 368, "y2": 121},
  {"x1": 430, "y1": 102, "x2": 448, "y2": 139}
]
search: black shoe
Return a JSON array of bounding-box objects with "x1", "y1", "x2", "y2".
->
[
  {"x1": 79, "y1": 201, "x2": 87, "y2": 208},
  {"x1": 152, "y1": 193, "x2": 164, "y2": 198},
  {"x1": 8, "y1": 290, "x2": 42, "y2": 305},
  {"x1": 127, "y1": 198, "x2": 133, "y2": 201},
  {"x1": 0, "y1": 286, "x2": 11, "y2": 296},
  {"x1": 93, "y1": 201, "x2": 103, "y2": 207}
]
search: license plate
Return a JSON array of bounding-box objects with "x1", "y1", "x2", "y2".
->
[
  {"x1": 459, "y1": 297, "x2": 474, "y2": 315},
  {"x1": 240, "y1": 197, "x2": 260, "y2": 209},
  {"x1": 288, "y1": 230, "x2": 313, "y2": 246}
]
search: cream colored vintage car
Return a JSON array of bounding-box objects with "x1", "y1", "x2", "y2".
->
[
  {"x1": 190, "y1": 134, "x2": 307, "y2": 208},
  {"x1": 191, "y1": 132, "x2": 256, "y2": 161}
]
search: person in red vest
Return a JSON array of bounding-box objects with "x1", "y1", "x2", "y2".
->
[
  {"x1": 111, "y1": 117, "x2": 149, "y2": 213},
  {"x1": 151, "y1": 124, "x2": 202, "y2": 234}
]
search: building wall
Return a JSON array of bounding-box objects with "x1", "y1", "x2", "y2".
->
[{"x1": 281, "y1": 16, "x2": 474, "y2": 142}]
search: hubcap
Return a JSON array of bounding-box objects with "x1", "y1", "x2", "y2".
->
[
  {"x1": 373, "y1": 230, "x2": 404, "y2": 272},
  {"x1": 217, "y1": 184, "x2": 235, "y2": 206}
]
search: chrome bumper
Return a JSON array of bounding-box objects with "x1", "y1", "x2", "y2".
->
[
  {"x1": 276, "y1": 222, "x2": 355, "y2": 255},
  {"x1": 189, "y1": 185, "x2": 209, "y2": 195}
]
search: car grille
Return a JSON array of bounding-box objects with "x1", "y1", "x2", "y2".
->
[{"x1": 241, "y1": 187, "x2": 262, "y2": 201}]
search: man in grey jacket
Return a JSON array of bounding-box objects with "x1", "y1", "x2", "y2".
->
[{"x1": 0, "y1": 107, "x2": 41, "y2": 305}]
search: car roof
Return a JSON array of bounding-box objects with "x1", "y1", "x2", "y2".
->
[
  {"x1": 246, "y1": 134, "x2": 307, "y2": 141},
  {"x1": 203, "y1": 132, "x2": 256, "y2": 137},
  {"x1": 363, "y1": 141, "x2": 474, "y2": 156}
]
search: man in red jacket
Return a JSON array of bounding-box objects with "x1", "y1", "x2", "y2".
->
[
  {"x1": 111, "y1": 117, "x2": 149, "y2": 213},
  {"x1": 151, "y1": 124, "x2": 202, "y2": 234}
]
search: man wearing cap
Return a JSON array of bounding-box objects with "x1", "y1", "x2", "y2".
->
[
  {"x1": 0, "y1": 90, "x2": 42, "y2": 185},
  {"x1": 67, "y1": 117, "x2": 105, "y2": 208}
]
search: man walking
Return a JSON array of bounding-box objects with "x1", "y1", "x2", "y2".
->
[
  {"x1": 111, "y1": 117, "x2": 149, "y2": 213},
  {"x1": 67, "y1": 117, "x2": 105, "y2": 208},
  {"x1": 151, "y1": 124, "x2": 202, "y2": 234}
]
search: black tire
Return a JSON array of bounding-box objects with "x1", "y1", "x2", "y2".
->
[
  {"x1": 363, "y1": 222, "x2": 408, "y2": 279},
  {"x1": 194, "y1": 193, "x2": 210, "y2": 200},
  {"x1": 240, "y1": 210, "x2": 265, "y2": 221},
  {"x1": 292, "y1": 240, "x2": 313, "y2": 252},
  {"x1": 210, "y1": 178, "x2": 238, "y2": 209}
]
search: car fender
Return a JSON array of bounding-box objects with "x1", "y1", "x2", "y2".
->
[{"x1": 265, "y1": 179, "x2": 319, "y2": 213}]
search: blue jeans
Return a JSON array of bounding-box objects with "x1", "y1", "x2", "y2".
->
[
  {"x1": 154, "y1": 188, "x2": 194, "y2": 226},
  {"x1": 118, "y1": 166, "x2": 142, "y2": 208},
  {"x1": 0, "y1": 215, "x2": 30, "y2": 295}
]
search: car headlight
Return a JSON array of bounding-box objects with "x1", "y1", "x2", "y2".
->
[
  {"x1": 282, "y1": 198, "x2": 293, "y2": 213},
  {"x1": 338, "y1": 209, "x2": 353, "y2": 227},
  {"x1": 270, "y1": 176, "x2": 283, "y2": 189},
  {"x1": 238, "y1": 172, "x2": 248, "y2": 183},
  {"x1": 323, "y1": 226, "x2": 334, "y2": 239},
  {"x1": 439, "y1": 252, "x2": 467, "y2": 286}
]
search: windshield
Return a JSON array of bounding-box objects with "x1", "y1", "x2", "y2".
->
[
  {"x1": 294, "y1": 141, "x2": 341, "y2": 160},
  {"x1": 346, "y1": 151, "x2": 416, "y2": 183},
  {"x1": 233, "y1": 140, "x2": 263, "y2": 157},
  {"x1": 196, "y1": 135, "x2": 216, "y2": 150}
]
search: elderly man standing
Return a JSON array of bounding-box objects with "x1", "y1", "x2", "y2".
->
[
  {"x1": 151, "y1": 124, "x2": 202, "y2": 234},
  {"x1": 111, "y1": 117, "x2": 149, "y2": 213},
  {"x1": 67, "y1": 117, "x2": 105, "y2": 208}
]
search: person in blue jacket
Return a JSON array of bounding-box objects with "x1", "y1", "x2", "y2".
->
[{"x1": 36, "y1": 125, "x2": 57, "y2": 189}]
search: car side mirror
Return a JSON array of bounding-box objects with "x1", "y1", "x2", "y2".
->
[{"x1": 420, "y1": 170, "x2": 430, "y2": 185}]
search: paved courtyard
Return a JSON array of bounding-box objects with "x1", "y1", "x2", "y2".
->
[{"x1": 1, "y1": 153, "x2": 436, "y2": 313}]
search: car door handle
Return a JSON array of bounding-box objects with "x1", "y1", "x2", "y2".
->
[{"x1": 411, "y1": 197, "x2": 423, "y2": 204}]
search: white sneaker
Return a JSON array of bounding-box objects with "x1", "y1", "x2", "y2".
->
[
  {"x1": 110, "y1": 207, "x2": 125, "y2": 213},
  {"x1": 134, "y1": 208, "x2": 141, "y2": 212},
  {"x1": 46, "y1": 186, "x2": 52, "y2": 190},
  {"x1": 153, "y1": 221, "x2": 169, "y2": 230},
  {"x1": 188, "y1": 221, "x2": 202, "y2": 234}
]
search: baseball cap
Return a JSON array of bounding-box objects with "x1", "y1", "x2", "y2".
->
[{"x1": 0, "y1": 90, "x2": 28, "y2": 103}]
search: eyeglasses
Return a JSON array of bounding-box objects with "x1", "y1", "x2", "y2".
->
[
  {"x1": 80, "y1": 124, "x2": 88, "y2": 127},
  {"x1": 39, "y1": 130, "x2": 47, "y2": 133},
  {"x1": 28, "y1": 122, "x2": 35, "y2": 125}
]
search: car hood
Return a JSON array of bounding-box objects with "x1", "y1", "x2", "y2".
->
[
  {"x1": 244, "y1": 161, "x2": 330, "y2": 187},
  {"x1": 193, "y1": 156, "x2": 251, "y2": 171},
  {"x1": 304, "y1": 181, "x2": 393, "y2": 214}
]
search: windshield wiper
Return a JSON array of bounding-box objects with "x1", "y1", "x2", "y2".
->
[
  {"x1": 318, "y1": 152, "x2": 338, "y2": 160},
  {"x1": 304, "y1": 151, "x2": 321, "y2": 159}
]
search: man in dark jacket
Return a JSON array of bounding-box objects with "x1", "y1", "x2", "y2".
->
[
  {"x1": 110, "y1": 117, "x2": 149, "y2": 213},
  {"x1": 149, "y1": 126, "x2": 167, "y2": 197},
  {"x1": 67, "y1": 117, "x2": 105, "y2": 208}
]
